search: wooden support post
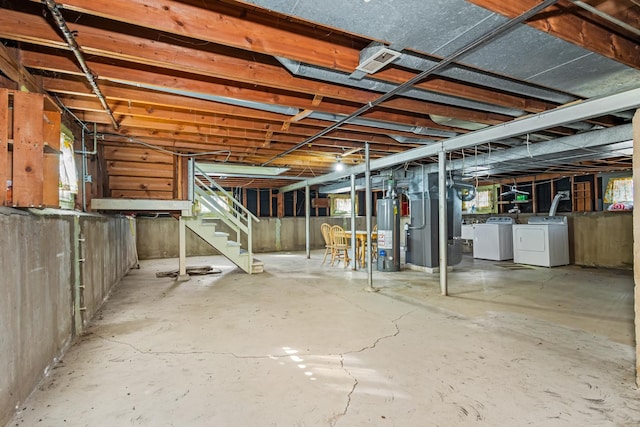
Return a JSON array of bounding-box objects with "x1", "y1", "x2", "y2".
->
[
  {"x1": 256, "y1": 189, "x2": 261, "y2": 217},
  {"x1": 13, "y1": 91, "x2": 44, "y2": 207},
  {"x1": 277, "y1": 192, "x2": 284, "y2": 218},
  {"x1": 632, "y1": 108, "x2": 640, "y2": 387},
  {"x1": 314, "y1": 190, "x2": 319, "y2": 216},
  {"x1": 532, "y1": 177, "x2": 537, "y2": 214},
  {"x1": 570, "y1": 175, "x2": 575, "y2": 212},
  {"x1": 43, "y1": 153, "x2": 59, "y2": 207},
  {"x1": 43, "y1": 109, "x2": 61, "y2": 208},
  {"x1": 293, "y1": 190, "x2": 297, "y2": 217},
  {"x1": 593, "y1": 173, "x2": 600, "y2": 211},
  {"x1": 269, "y1": 189, "x2": 273, "y2": 217},
  {"x1": 0, "y1": 90, "x2": 7, "y2": 206}
]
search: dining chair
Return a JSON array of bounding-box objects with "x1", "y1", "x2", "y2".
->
[
  {"x1": 330, "y1": 225, "x2": 350, "y2": 268},
  {"x1": 320, "y1": 223, "x2": 333, "y2": 264}
]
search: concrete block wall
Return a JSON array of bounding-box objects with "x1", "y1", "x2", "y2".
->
[
  {"x1": 137, "y1": 212, "x2": 633, "y2": 270},
  {"x1": 0, "y1": 209, "x2": 137, "y2": 427},
  {"x1": 136, "y1": 216, "x2": 371, "y2": 259}
]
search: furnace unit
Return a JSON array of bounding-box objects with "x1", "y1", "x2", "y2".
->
[{"x1": 404, "y1": 167, "x2": 464, "y2": 269}]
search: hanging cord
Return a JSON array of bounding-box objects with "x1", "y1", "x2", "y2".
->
[{"x1": 525, "y1": 133, "x2": 533, "y2": 158}]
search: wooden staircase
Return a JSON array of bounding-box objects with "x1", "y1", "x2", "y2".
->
[
  {"x1": 185, "y1": 161, "x2": 263, "y2": 274},
  {"x1": 184, "y1": 216, "x2": 264, "y2": 274}
]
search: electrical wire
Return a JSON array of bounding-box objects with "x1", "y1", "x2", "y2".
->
[{"x1": 99, "y1": 133, "x2": 232, "y2": 160}]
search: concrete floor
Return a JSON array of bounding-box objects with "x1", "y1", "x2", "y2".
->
[{"x1": 9, "y1": 251, "x2": 640, "y2": 426}]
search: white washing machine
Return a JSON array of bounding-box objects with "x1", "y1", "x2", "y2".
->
[
  {"x1": 512, "y1": 216, "x2": 569, "y2": 267},
  {"x1": 473, "y1": 217, "x2": 514, "y2": 261}
]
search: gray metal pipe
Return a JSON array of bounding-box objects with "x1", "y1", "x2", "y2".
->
[
  {"x1": 263, "y1": 0, "x2": 560, "y2": 166},
  {"x1": 43, "y1": 0, "x2": 119, "y2": 130},
  {"x1": 438, "y1": 149, "x2": 448, "y2": 296},
  {"x1": 350, "y1": 174, "x2": 357, "y2": 271},
  {"x1": 365, "y1": 143, "x2": 375, "y2": 291},
  {"x1": 305, "y1": 185, "x2": 311, "y2": 259}
]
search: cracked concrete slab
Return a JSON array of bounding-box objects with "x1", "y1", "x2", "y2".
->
[{"x1": 8, "y1": 251, "x2": 640, "y2": 426}]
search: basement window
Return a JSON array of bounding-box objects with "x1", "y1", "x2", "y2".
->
[
  {"x1": 465, "y1": 185, "x2": 497, "y2": 214},
  {"x1": 59, "y1": 132, "x2": 78, "y2": 210},
  {"x1": 329, "y1": 194, "x2": 357, "y2": 217},
  {"x1": 604, "y1": 176, "x2": 633, "y2": 210},
  {"x1": 199, "y1": 192, "x2": 230, "y2": 215}
]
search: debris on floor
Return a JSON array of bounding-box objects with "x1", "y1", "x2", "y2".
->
[{"x1": 155, "y1": 265, "x2": 222, "y2": 278}]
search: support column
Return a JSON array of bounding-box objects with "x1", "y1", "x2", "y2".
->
[
  {"x1": 350, "y1": 174, "x2": 357, "y2": 271},
  {"x1": 632, "y1": 109, "x2": 640, "y2": 386},
  {"x1": 177, "y1": 216, "x2": 189, "y2": 282},
  {"x1": 365, "y1": 143, "x2": 376, "y2": 291},
  {"x1": 305, "y1": 184, "x2": 311, "y2": 259},
  {"x1": 439, "y1": 148, "x2": 448, "y2": 296}
]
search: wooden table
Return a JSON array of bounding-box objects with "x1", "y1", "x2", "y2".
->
[{"x1": 345, "y1": 230, "x2": 377, "y2": 267}]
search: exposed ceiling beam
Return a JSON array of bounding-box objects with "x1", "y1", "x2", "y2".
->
[
  {"x1": 0, "y1": 8, "x2": 559, "y2": 115},
  {"x1": 0, "y1": 44, "x2": 59, "y2": 110},
  {"x1": 22, "y1": 48, "x2": 514, "y2": 126}
]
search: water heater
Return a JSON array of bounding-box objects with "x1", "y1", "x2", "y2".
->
[{"x1": 377, "y1": 185, "x2": 401, "y2": 272}]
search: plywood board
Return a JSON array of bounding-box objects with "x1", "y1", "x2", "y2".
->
[
  {"x1": 106, "y1": 160, "x2": 174, "y2": 178},
  {"x1": 12, "y1": 91, "x2": 44, "y2": 207},
  {"x1": 110, "y1": 189, "x2": 174, "y2": 199},
  {"x1": 43, "y1": 110, "x2": 61, "y2": 151},
  {"x1": 108, "y1": 176, "x2": 173, "y2": 192},
  {"x1": 0, "y1": 89, "x2": 8, "y2": 206},
  {"x1": 102, "y1": 145, "x2": 173, "y2": 163},
  {"x1": 43, "y1": 152, "x2": 59, "y2": 207}
]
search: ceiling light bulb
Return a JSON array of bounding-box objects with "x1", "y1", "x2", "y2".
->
[{"x1": 335, "y1": 157, "x2": 344, "y2": 171}]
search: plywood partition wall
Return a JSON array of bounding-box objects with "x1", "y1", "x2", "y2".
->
[
  {"x1": 1, "y1": 89, "x2": 61, "y2": 208},
  {"x1": 0, "y1": 90, "x2": 8, "y2": 206}
]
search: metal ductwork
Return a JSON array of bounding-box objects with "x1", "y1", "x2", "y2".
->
[{"x1": 276, "y1": 57, "x2": 524, "y2": 117}]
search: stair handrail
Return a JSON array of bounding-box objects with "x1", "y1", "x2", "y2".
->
[{"x1": 192, "y1": 162, "x2": 260, "y2": 273}]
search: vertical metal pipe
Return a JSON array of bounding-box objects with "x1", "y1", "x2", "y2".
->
[
  {"x1": 438, "y1": 148, "x2": 448, "y2": 296},
  {"x1": 73, "y1": 215, "x2": 84, "y2": 334},
  {"x1": 305, "y1": 184, "x2": 311, "y2": 259},
  {"x1": 365, "y1": 143, "x2": 376, "y2": 291},
  {"x1": 177, "y1": 216, "x2": 188, "y2": 281},
  {"x1": 81, "y1": 127, "x2": 87, "y2": 212},
  {"x1": 350, "y1": 174, "x2": 357, "y2": 271},
  {"x1": 188, "y1": 158, "x2": 194, "y2": 202}
]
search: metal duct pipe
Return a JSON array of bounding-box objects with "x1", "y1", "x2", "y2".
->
[
  {"x1": 276, "y1": 57, "x2": 523, "y2": 117},
  {"x1": 113, "y1": 80, "x2": 453, "y2": 138},
  {"x1": 43, "y1": 0, "x2": 119, "y2": 130},
  {"x1": 264, "y1": 0, "x2": 561, "y2": 166}
]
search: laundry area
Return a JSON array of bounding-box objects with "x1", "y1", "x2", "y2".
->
[{"x1": 7, "y1": 250, "x2": 639, "y2": 426}]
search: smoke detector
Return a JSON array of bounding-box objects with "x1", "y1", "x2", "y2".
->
[{"x1": 355, "y1": 42, "x2": 402, "y2": 74}]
